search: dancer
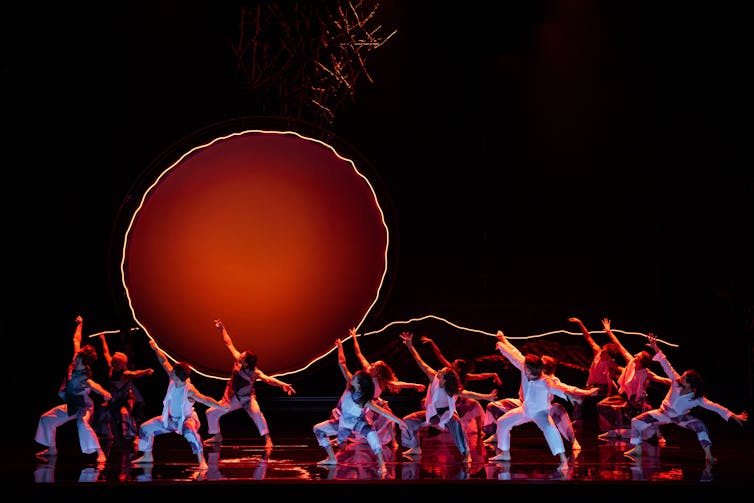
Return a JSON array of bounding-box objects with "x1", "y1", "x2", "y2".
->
[
  {"x1": 624, "y1": 335, "x2": 748, "y2": 463},
  {"x1": 313, "y1": 337, "x2": 408, "y2": 477},
  {"x1": 419, "y1": 335, "x2": 501, "y2": 441},
  {"x1": 568, "y1": 316, "x2": 622, "y2": 430},
  {"x1": 398, "y1": 332, "x2": 497, "y2": 465},
  {"x1": 482, "y1": 354, "x2": 582, "y2": 452},
  {"x1": 489, "y1": 330, "x2": 599, "y2": 470},
  {"x1": 337, "y1": 327, "x2": 425, "y2": 448},
  {"x1": 596, "y1": 319, "x2": 671, "y2": 440},
  {"x1": 203, "y1": 319, "x2": 296, "y2": 448},
  {"x1": 132, "y1": 339, "x2": 227, "y2": 470},
  {"x1": 93, "y1": 331, "x2": 154, "y2": 444},
  {"x1": 34, "y1": 315, "x2": 111, "y2": 463}
]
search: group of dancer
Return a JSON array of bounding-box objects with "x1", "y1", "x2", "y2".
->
[
  {"x1": 34, "y1": 315, "x2": 748, "y2": 473},
  {"x1": 34, "y1": 317, "x2": 296, "y2": 470}
]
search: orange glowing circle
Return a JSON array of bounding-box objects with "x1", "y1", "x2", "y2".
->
[{"x1": 121, "y1": 130, "x2": 389, "y2": 378}]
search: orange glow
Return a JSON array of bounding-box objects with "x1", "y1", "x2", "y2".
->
[{"x1": 121, "y1": 131, "x2": 389, "y2": 378}]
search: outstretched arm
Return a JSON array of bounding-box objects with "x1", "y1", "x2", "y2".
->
[
  {"x1": 460, "y1": 388, "x2": 498, "y2": 402},
  {"x1": 419, "y1": 336, "x2": 452, "y2": 368},
  {"x1": 400, "y1": 332, "x2": 436, "y2": 380},
  {"x1": 350, "y1": 328, "x2": 371, "y2": 371},
  {"x1": 188, "y1": 385, "x2": 227, "y2": 410},
  {"x1": 388, "y1": 379, "x2": 426, "y2": 393},
  {"x1": 124, "y1": 368, "x2": 155, "y2": 379},
  {"x1": 255, "y1": 369, "x2": 296, "y2": 395},
  {"x1": 215, "y1": 319, "x2": 241, "y2": 360},
  {"x1": 72, "y1": 315, "x2": 83, "y2": 356},
  {"x1": 86, "y1": 378, "x2": 112, "y2": 401},
  {"x1": 602, "y1": 318, "x2": 631, "y2": 364},
  {"x1": 147, "y1": 339, "x2": 173, "y2": 375},
  {"x1": 365, "y1": 400, "x2": 408, "y2": 431},
  {"x1": 466, "y1": 372, "x2": 503, "y2": 386},
  {"x1": 569, "y1": 317, "x2": 600, "y2": 356}
]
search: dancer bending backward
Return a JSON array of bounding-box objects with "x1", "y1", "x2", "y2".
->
[
  {"x1": 313, "y1": 337, "x2": 408, "y2": 477},
  {"x1": 204, "y1": 319, "x2": 296, "y2": 448},
  {"x1": 596, "y1": 319, "x2": 671, "y2": 440},
  {"x1": 94, "y1": 331, "x2": 154, "y2": 444},
  {"x1": 490, "y1": 330, "x2": 599, "y2": 470},
  {"x1": 35, "y1": 315, "x2": 111, "y2": 463},
  {"x1": 399, "y1": 332, "x2": 497, "y2": 465},
  {"x1": 334, "y1": 328, "x2": 425, "y2": 448},
  {"x1": 624, "y1": 335, "x2": 747, "y2": 464},
  {"x1": 132, "y1": 339, "x2": 227, "y2": 470},
  {"x1": 420, "y1": 335, "x2": 502, "y2": 442},
  {"x1": 482, "y1": 355, "x2": 582, "y2": 452},
  {"x1": 569, "y1": 316, "x2": 622, "y2": 430}
]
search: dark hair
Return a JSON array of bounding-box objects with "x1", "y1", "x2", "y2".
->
[
  {"x1": 684, "y1": 369, "x2": 705, "y2": 399},
  {"x1": 451, "y1": 359, "x2": 470, "y2": 386},
  {"x1": 78, "y1": 345, "x2": 98, "y2": 367},
  {"x1": 352, "y1": 370, "x2": 375, "y2": 407},
  {"x1": 524, "y1": 354, "x2": 544, "y2": 378},
  {"x1": 174, "y1": 362, "x2": 193, "y2": 382},
  {"x1": 439, "y1": 367, "x2": 461, "y2": 397},
  {"x1": 635, "y1": 351, "x2": 653, "y2": 369},
  {"x1": 603, "y1": 343, "x2": 621, "y2": 361},
  {"x1": 541, "y1": 355, "x2": 558, "y2": 375},
  {"x1": 242, "y1": 350, "x2": 258, "y2": 370},
  {"x1": 370, "y1": 360, "x2": 398, "y2": 392}
]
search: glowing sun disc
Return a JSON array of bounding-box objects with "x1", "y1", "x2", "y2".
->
[{"x1": 121, "y1": 130, "x2": 389, "y2": 378}]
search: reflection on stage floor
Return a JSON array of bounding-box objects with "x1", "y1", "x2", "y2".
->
[{"x1": 17, "y1": 420, "x2": 754, "y2": 495}]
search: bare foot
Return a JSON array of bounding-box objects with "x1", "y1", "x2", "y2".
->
[
  {"x1": 96, "y1": 451, "x2": 107, "y2": 463},
  {"x1": 624, "y1": 444, "x2": 642, "y2": 458},
  {"x1": 317, "y1": 457, "x2": 338, "y2": 466},
  {"x1": 377, "y1": 463, "x2": 387, "y2": 478},
  {"x1": 132, "y1": 453, "x2": 154, "y2": 464},
  {"x1": 489, "y1": 451, "x2": 511, "y2": 462},
  {"x1": 36, "y1": 448, "x2": 57, "y2": 458},
  {"x1": 198, "y1": 460, "x2": 208, "y2": 470},
  {"x1": 265, "y1": 437, "x2": 273, "y2": 449}
]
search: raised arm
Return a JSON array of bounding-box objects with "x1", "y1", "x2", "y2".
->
[
  {"x1": 255, "y1": 369, "x2": 296, "y2": 396},
  {"x1": 400, "y1": 332, "x2": 436, "y2": 380},
  {"x1": 569, "y1": 317, "x2": 600, "y2": 356},
  {"x1": 350, "y1": 327, "x2": 371, "y2": 371},
  {"x1": 602, "y1": 318, "x2": 631, "y2": 364},
  {"x1": 419, "y1": 336, "x2": 453, "y2": 368},
  {"x1": 336, "y1": 338, "x2": 352, "y2": 382},
  {"x1": 494, "y1": 330, "x2": 525, "y2": 370},
  {"x1": 215, "y1": 319, "x2": 241, "y2": 360},
  {"x1": 646, "y1": 334, "x2": 680, "y2": 381},
  {"x1": 98, "y1": 333, "x2": 113, "y2": 366},
  {"x1": 72, "y1": 315, "x2": 83, "y2": 356},
  {"x1": 147, "y1": 339, "x2": 173, "y2": 375}
]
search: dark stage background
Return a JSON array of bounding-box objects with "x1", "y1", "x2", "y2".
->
[{"x1": 4, "y1": 1, "x2": 752, "y2": 433}]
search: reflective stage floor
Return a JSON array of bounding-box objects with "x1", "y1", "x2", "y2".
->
[{"x1": 15, "y1": 418, "x2": 754, "y2": 497}]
